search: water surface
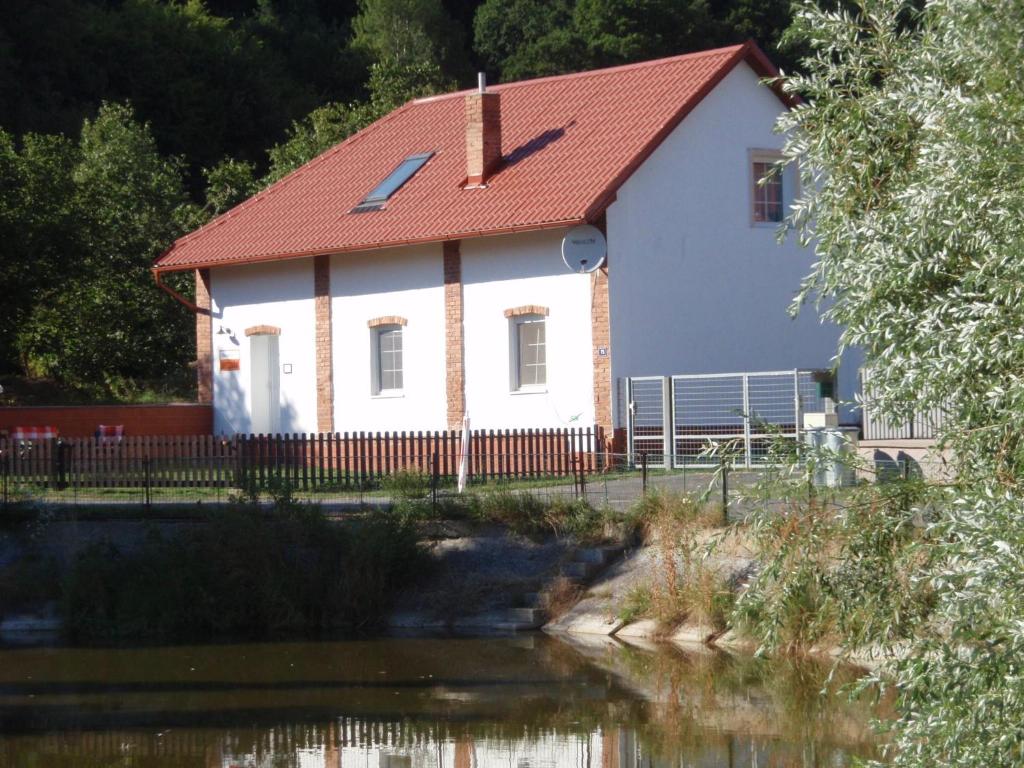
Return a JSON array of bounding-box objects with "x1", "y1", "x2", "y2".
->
[{"x1": 0, "y1": 635, "x2": 883, "y2": 767}]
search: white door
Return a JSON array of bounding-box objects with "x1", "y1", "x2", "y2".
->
[{"x1": 249, "y1": 334, "x2": 280, "y2": 434}]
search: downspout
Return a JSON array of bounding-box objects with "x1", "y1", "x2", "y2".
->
[{"x1": 153, "y1": 267, "x2": 201, "y2": 313}]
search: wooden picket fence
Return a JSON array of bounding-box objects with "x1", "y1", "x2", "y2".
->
[
  {"x1": 0, "y1": 426, "x2": 601, "y2": 492},
  {"x1": 0, "y1": 435, "x2": 236, "y2": 491}
]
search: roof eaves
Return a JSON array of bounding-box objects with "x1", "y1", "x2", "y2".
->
[
  {"x1": 739, "y1": 39, "x2": 801, "y2": 108},
  {"x1": 152, "y1": 216, "x2": 587, "y2": 275}
]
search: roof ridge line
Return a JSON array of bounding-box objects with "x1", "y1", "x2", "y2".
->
[
  {"x1": 412, "y1": 44, "x2": 745, "y2": 104},
  {"x1": 159, "y1": 101, "x2": 420, "y2": 257},
  {"x1": 581, "y1": 42, "x2": 761, "y2": 221}
]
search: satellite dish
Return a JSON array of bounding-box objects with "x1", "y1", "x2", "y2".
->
[{"x1": 561, "y1": 225, "x2": 607, "y2": 273}]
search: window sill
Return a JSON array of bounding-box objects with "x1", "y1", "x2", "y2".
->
[
  {"x1": 371, "y1": 391, "x2": 405, "y2": 399},
  {"x1": 510, "y1": 388, "x2": 547, "y2": 396},
  {"x1": 750, "y1": 220, "x2": 783, "y2": 229}
]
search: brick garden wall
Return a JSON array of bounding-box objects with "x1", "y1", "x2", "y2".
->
[{"x1": 0, "y1": 404, "x2": 213, "y2": 438}]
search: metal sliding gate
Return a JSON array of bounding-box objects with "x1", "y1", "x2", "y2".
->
[{"x1": 625, "y1": 370, "x2": 825, "y2": 468}]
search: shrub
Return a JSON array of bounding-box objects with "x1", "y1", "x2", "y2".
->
[
  {"x1": 0, "y1": 552, "x2": 61, "y2": 613},
  {"x1": 381, "y1": 469, "x2": 431, "y2": 500},
  {"x1": 731, "y1": 482, "x2": 936, "y2": 653},
  {"x1": 474, "y1": 489, "x2": 614, "y2": 539},
  {"x1": 389, "y1": 493, "x2": 479, "y2": 523},
  {"x1": 475, "y1": 489, "x2": 550, "y2": 534},
  {"x1": 619, "y1": 583, "x2": 652, "y2": 624},
  {"x1": 62, "y1": 505, "x2": 425, "y2": 641},
  {"x1": 544, "y1": 497, "x2": 607, "y2": 539}
]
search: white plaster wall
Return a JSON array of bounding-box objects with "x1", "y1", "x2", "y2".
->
[
  {"x1": 607, "y1": 62, "x2": 856, "y2": 424},
  {"x1": 209, "y1": 259, "x2": 317, "y2": 435},
  {"x1": 330, "y1": 244, "x2": 447, "y2": 431},
  {"x1": 462, "y1": 229, "x2": 595, "y2": 430}
]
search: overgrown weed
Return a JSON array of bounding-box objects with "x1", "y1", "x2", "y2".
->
[
  {"x1": 619, "y1": 491, "x2": 733, "y2": 630},
  {"x1": 541, "y1": 576, "x2": 583, "y2": 620}
]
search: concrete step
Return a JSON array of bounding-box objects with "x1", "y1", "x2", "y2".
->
[
  {"x1": 506, "y1": 607, "x2": 546, "y2": 626},
  {"x1": 495, "y1": 620, "x2": 544, "y2": 632},
  {"x1": 519, "y1": 592, "x2": 551, "y2": 609}
]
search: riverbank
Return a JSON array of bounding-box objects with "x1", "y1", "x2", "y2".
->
[{"x1": 1, "y1": 475, "x2": 932, "y2": 668}]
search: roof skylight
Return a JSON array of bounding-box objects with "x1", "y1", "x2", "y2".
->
[{"x1": 352, "y1": 152, "x2": 433, "y2": 212}]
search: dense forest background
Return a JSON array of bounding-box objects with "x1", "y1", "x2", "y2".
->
[{"x1": 0, "y1": 0, "x2": 796, "y2": 402}]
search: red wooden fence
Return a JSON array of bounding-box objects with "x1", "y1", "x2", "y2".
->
[{"x1": 0, "y1": 426, "x2": 602, "y2": 490}]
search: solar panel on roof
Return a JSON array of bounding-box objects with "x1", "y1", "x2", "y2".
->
[{"x1": 352, "y1": 152, "x2": 433, "y2": 212}]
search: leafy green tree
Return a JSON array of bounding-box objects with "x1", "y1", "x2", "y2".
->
[
  {"x1": 779, "y1": 0, "x2": 1024, "y2": 763},
  {"x1": 264, "y1": 102, "x2": 368, "y2": 184},
  {"x1": 0, "y1": 131, "x2": 81, "y2": 374},
  {"x1": 0, "y1": 0, "x2": 370, "y2": 193},
  {"x1": 16, "y1": 104, "x2": 198, "y2": 392},
  {"x1": 264, "y1": 58, "x2": 452, "y2": 183},
  {"x1": 363, "y1": 57, "x2": 454, "y2": 111},
  {"x1": 352, "y1": 0, "x2": 468, "y2": 78},
  {"x1": 709, "y1": 0, "x2": 800, "y2": 69},
  {"x1": 83, "y1": 1, "x2": 307, "y2": 183},
  {"x1": 573, "y1": 0, "x2": 712, "y2": 66},
  {"x1": 472, "y1": 0, "x2": 798, "y2": 82},
  {"x1": 203, "y1": 158, "x2": 259, "y2": 216},
  {"x1": 473, "y1": 0, "x2": 577, "y2": 80}
]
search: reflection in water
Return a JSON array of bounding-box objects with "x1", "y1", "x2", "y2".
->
[{"x1": 0, "y1": 635, "x2": 885, "y2": 767}]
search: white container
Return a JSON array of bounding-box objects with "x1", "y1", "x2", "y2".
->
[{"x1": 805, "y1": 426, "x2": 859, "y2": 487}]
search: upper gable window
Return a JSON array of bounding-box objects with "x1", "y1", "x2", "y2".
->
[
  {"x1": 352, "y1": 152, "x2": 433, "y2": 212},
  {"x1": 750, "y1": 150, "x2": 784, "y2": 224}
]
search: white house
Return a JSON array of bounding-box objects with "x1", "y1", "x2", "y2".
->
[{"x1": 154, "y1": 42, "x2": 853, "y2": 451}]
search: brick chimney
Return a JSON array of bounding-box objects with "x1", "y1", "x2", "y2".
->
[{"x1": 465, "y1": 73, "x2": 502, "y2": 187}]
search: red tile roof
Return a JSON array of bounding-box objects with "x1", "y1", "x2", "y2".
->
[{"x1": 155, "y1": 41, "x2": 786, "y2": 273}]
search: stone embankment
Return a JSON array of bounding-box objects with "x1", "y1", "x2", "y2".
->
[{"x1": 0, "y1": 517, "x2": 905, "y2": 668}]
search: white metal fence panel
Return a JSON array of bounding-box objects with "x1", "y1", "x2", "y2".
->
[
  {"x1": 626, "y1": 377, "x2": 668, "y2": 466},
  {"x1": 672, "y1": 374, "x2": 745, "y2": 466},
  {"x1": 747, "y1": 372, "x2": 801, "y2": 463},
  {"x1": 625, "y1": 370, "x2": 826, "y2": 468}
]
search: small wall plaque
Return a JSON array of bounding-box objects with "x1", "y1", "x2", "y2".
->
[{"x1": 219, "y1": 349, "x2": 240, "y2": 372}]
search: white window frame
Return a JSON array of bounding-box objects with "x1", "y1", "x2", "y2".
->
[
  {"x1": 509, "y1": 314, "x2": 547, "y2": 393},
  {"x1": 370, "y1": 324, "x2": 404, "y2": 397},
  {"x1": 749, "y1": 149, "x2": 786, "y2": 227}
]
